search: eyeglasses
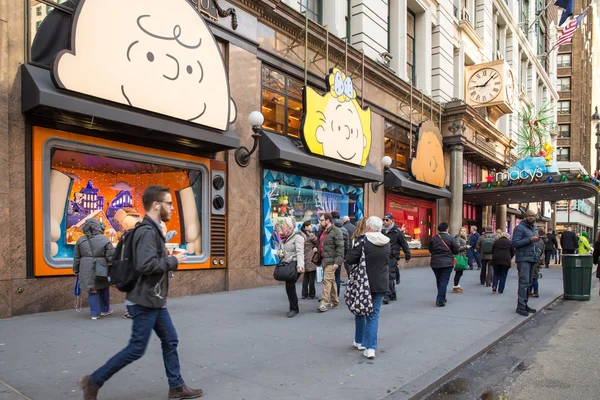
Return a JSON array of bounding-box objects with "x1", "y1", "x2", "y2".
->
[
  {"x1": 319, "y1": 219, "x2": 325, "y2": 222},
  {"x1": 383, "y1": 219, "x2": 390, "y2": 221}
]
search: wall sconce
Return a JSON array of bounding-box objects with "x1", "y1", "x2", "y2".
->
[
  {"x1": 235, "y1": 111, "x2": 264, "y2": 167},
  {"x1": 371, "y1": 156, "x2": 392, "y2": 193}
]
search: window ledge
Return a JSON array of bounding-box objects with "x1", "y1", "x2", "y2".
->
[{"x1": 458, "y1": 20, "x2": 485, "y2": 49}]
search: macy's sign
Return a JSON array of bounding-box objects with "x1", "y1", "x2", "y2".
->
[{"x1": 495, "y1": 166, "x2": 544, "y2": 183}]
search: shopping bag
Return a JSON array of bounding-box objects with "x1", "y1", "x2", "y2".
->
[
  {"x1": 316, "y1": 266, "x2": 324, "y2": 283},
  {"x1": 455, "y1": 255, "x2": 469, "y2": 271}
]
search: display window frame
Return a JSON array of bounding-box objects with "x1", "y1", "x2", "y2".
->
[
  {"x1": 261, "y1": 169, "x2": 364, "y2": 266},
  {"x1": 385, "y1": 193, "x2": 436, "y2": 257},
  {"x1": 32, "y1": 126, "x2": 214, "y2": 277}
]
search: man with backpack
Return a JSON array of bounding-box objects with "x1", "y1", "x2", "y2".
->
[
  {"x1": 476, "y1": 226, "x2": 496, "y2": 287},
  {"x1": 78, "y1": 186, "x2": 203, "y2": 400}
]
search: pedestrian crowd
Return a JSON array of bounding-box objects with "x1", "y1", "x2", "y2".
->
[{"x1": 74, "y1": 184, "x2": 592, "y2": 400}]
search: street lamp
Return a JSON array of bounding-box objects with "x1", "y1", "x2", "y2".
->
[
  {"x1": 235, "y1": 111, "x2": 264, "y2": 167},
  {"x1": 592, "y1": 106, "x2": 600, "y2": 240},
  {"x1": 371, "y1": 156, "x2": 393, "y2": 192}
]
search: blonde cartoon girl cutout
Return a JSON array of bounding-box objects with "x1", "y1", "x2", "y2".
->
[{"x1": 301, "y1": 68, "x2": 372, "y2": 167}]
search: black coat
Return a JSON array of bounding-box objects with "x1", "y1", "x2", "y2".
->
[
  {"x1": 429, "y1": 233, "x2": 459, "y2": 268},
  {"x1": 382, "y1": 224, "x2": 411, "y2": 261},
  {"x1": 345, "y1": 234, "x2": 390, "y2": 293},
  {"x1": 343, "y1": 221, "x2": 356, "y2": 238},
  {"x1": 491, "y1": 237, "x2": 514, "y2": 267},
  {"x1": 560, "y1": 231, "x2": 579, "y2": 251},
  {"x1": 546, "y1": 233, "x2": 559, "y2": 251}
]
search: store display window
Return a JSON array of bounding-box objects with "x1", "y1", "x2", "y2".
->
[
  {"x1": 33, "y1": 127, "x2": 212, "y2": 276},
  {"x1": 385, "y1": 193, "x2": 436, "y2": 253},
  {"x1": 262, "y1": 169, "x2": 363, "y2": 265}
]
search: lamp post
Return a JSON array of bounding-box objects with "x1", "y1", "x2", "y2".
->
[
  {"x1": 235, "y1": 111, "x2": 264, "y2": 167},
  {"x1": 592, "y1": 106, "x2": 600, "y2": 240},
  {"x1": 371, "y1": 156, "x2": 393, "y2": 192}
]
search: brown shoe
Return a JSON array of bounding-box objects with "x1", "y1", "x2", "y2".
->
[
  {"x1": 78, "y1": 375, "x2": 99, "y2": 400},
  {"x1": 168, "y1": 384, "x2": 204, "y2": 399}
]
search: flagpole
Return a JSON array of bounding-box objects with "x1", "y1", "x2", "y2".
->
[
  {"x1": 547, "y1": 6, "x2": 591, "y2": 56},
  {"x1": 528, "y1": 1, "x2": 555, "y2": 32}
]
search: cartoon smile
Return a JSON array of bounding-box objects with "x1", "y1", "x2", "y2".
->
[
  {"x1": 337, "y1": 151, "x2": 357, "y2": 161},
  {"x1": 430, "y1": 157, "x2": 438, "y2": 172}
]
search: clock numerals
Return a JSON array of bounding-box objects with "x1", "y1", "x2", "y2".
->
[{"x1": 468, "y1": 67, "x2": 503, "y2": 103}]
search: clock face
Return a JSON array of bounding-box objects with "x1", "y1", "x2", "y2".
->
[
  {"x1": 467, "y1": 68, "x2": 503, "y2": 104},
  {"x1": 505, "y1": 69, "x2": 515, "y2": 105}
]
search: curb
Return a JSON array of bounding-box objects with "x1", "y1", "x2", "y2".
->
[{"x1": 382, "y1": 292, "x2": 565, "y2": 400}]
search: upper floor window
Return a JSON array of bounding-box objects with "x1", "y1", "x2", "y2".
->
[
  {"x1": 558, "y1": 124, "x2": 571, "y2": 138},
  {"x1": 519, "y1": 0, "x2": 530, "y2": 28},
  {"x1": 557, "y1": 53, "x2": 571, "y2": 67},
  {"x1": 536, "y1": 22, "x2": 546, "y2": 68},
  {"x1": 557, "y1": 77, "x2": 571, "y2": 92},
  {"x1": 298, "y1": 0, "x2": 322, "y2": 24},
  {"x1": 384, "y1": 121, "x2": 416, "y2": 171},
  {"x1": 558, "y1": 100, "x2": 571, "y2": 114},
  {"x1": 556, "y1": 147, "x2": 570, "y2": 161},
  {"x1": 407, "y1": 9, "x2": 416, "y2": 84},
  {"x1": 36, "y1": 5, "x2": 42, "y2": 15},
  {"x1": 463, "y1": 160, "x2": 482, "y2": 184},
  {"x1": 261, "y1": 66, "x2": 303, "y2": 138}
]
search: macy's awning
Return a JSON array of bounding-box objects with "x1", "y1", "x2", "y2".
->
[
  {"x1": 259, "y1": 131, "x2": 382, "y2": 184},
  {"x1": 463, "y1": 173, "x2": 598, "y2": 205},
  {"x1": 384, "y1": 168, "x2": 452, "y2": 199}
]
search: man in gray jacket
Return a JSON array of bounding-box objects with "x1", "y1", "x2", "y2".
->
[
  {"x1": 317, "y1": 213, "x2": 345, "y2": 312},
  {"x1": 512, "y1": 209, "x2": 541, "y2": 316},
  {"x1": 79, "y1": 186, "x2": 203, "y2": 400}
]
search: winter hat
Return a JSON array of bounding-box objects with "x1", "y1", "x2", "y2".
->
[
  {"x1": 437, "y1": 222, "x2": 449, "y2": 232},
  {"x1": 582, "y1": 231, "x2": 588, "y2": 238}
]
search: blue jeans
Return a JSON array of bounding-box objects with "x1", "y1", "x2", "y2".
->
[
  {"x1": 88, "y1": 287, "x2": 110, "y2": 317},
  {"x1": 492, "y1": 265, "x2": 510, "y2": 293},
  {"x1": 517, "y1": 262, "x2": 536, "y2": 311},
  {"x1": 91, "y1": 305, "x2": 184, "y2": 388},
  {"x1": 354, "y1": 293, "x2": 385, "y2": 350},
  {"x1": 467, "y1": 248, "x2": 481, "y2": 270},
  {"x1": 432, "y1": 267, "x2": 453, "y2": 303},
  {"x1": 530, "y1": 279, "x2": 539, "y2": 294}
]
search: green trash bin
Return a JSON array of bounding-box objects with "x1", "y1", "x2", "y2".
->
[{"x1": 561, "y1": 254, "x2": 593, "y2": 301}]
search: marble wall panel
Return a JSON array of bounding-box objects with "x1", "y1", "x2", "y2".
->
[
  {"x1": 9, "y1": 189, "x2": 26, "y2": 280},
  {"x1": 226, "y1": 210, "x2": 260, "y2": 269},
  {"x1": 0, "y1": 194, "x2": 8, "y2": 280},
  {"x1": 227, "y1": 268, "x2": 257, "y2": 291},
  {"x1": 0, "y1": 280, "x2": 10, "y2": 318},
  {"x1": 10, "y1": 277, "x2": 75, "y2": 315},
  {"x1": 188, "y1": 269, "x2": 226, "y2": 296},
  {"x1": 227, "y1": 156, "x2": 261, "y2": 214},
  {"x1": 256, "y1": 266, "x2": 279, "y2": 288}
]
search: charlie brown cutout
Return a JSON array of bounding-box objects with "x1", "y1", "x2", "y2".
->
[
  {"x1": 302, "y1": 68, "x2": 372, "y2": 167},
  {"x1": 410, "y1": 120, "x2": 445, "y2": 188},
  {"x1": 52, "y1": 0, "x2": 236, "y2": 131}
]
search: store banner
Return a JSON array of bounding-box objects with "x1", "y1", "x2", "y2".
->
[
  {"x1": 50, "y1": 0, "x2": 236, "y2": 131},
  {"x1": 301, "y1": 68, "x2": 372, "y2": 167},
  {"x1": 409, "y1": 121, "x2": 445, "y2": 188}
]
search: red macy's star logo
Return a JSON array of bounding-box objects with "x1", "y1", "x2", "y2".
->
[{"x1": 486, "y1": 175, "x2": 494, "y2": 183}]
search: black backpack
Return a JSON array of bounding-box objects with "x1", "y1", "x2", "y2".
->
[{"x1": 109, "y1": 225, "x2": 147, "y2": 293}]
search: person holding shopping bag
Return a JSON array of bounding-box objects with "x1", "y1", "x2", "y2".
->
[
  {"x1": 345, "y1": 216, "x2": 390, "y2": 359},
  {"x1": 73, "y1": 219, "x2": 115, "y2": 320}
]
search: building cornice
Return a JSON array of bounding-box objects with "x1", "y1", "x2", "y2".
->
[{"x1": 494, "y1": 0, "x2": 559, "y2": 101}]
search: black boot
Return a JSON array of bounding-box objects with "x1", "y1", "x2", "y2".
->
[{"x1": 168, "y1": 384, "x2": 204, "y2": 399}]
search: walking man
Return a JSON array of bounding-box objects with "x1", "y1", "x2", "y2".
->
[
  {"x1": 342, "y1": 215, "x2": 356, "y2": 238},
  {"x1": 382, "y1": 214, "x2": 411, "y2": 304},
  {"x1": 560, "y1": 225, "x2": 578, "y2": 255},
  {"x1": 545, "y1": 229, "x2": 558, "y2": 268},
  {"x1": 317, "y1": 213, "x2": 344, "y2": 312},
  {"x1": 78, "y1": 186, "x2": 203, "y2": 400},
  {"x1": 476, "y1": 226, "x2": 496, "y2": 286},
  {"x1": 332, "y1": 211, "x2": 349, "y2": 294},
  {"x1": 512, "y1": 210, "x2": 541, "y2": 316},
  {"x1": 467, "y1": 226, "x2": 482, "y2": 270}
]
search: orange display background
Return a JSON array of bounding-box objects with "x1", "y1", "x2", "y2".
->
[{"x1": 32, "y1": 126, "x2": 212, "y2": 276}]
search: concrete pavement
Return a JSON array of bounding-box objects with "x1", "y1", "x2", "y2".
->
[{"x1": 0, "y1": 266, "x2": 565, "y2": 400}]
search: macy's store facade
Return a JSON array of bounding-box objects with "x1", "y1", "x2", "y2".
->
[{"x1": 0, "y1": 0, "x2": 451, "y2": 317}]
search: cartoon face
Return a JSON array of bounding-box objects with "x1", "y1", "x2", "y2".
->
[
  {"x1": 302, "y1": 69, "x2": 372, "y2": 166},
  {"x1": 410, "y1": 121, "x2": 445, "y2": 188},
  {"x1": 52, "y1": 0, "x2": 236, "y2": 131}
]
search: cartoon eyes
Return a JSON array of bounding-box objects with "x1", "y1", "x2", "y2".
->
[
  {"x1": 147, "y1": 52, "x2": 154, "y2": 62},
  {"x1": 333, "y1": 71, "x2": 355, "y2": 98},
  {"x1": 186, "y1": 65, "x2": 193, "y2": 74}
]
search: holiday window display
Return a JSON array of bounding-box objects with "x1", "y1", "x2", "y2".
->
[{"x1": 262, "y1": 169, "x2": 363, "y2": 265}]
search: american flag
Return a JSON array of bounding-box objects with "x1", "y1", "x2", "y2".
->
[{"x1": 555, "y1": 10, "x2": 587, "y2": 47}]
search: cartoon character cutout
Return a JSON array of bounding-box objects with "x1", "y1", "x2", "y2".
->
[
  {"x1": 302, "y1": 68, "x2": 372, "y2": 167},
  {"x1": 410, "y1": 121, "x2": 445, "y2": 188},
  {"x1": 52, "y1": 0, "x2": 236, "y2": 131}
]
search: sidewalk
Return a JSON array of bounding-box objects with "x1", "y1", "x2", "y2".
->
[
  {"x1": 507, "y1": 282, "x2": 600, "y2": 400},
  {"x1": 0, "y1": 266, "x2": 565, "y2": 400}
]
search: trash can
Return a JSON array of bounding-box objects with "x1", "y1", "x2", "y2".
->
[{"x1": 561, "y1": 254, "x2": 593, "y2": 301}]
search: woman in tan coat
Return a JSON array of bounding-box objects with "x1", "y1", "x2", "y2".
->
[{"x1": 301, "y1": 220, "x2": 320, "y2": 299}]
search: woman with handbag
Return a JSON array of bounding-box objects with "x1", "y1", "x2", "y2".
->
[
  {"x1": 301, "y1": 220, "x2": 319, "y2": 299},
  {"x1": 429, "y1": 222, "x2": 459, "y2": 307},
  {"x1": 345, "y1": 216, "x2": 390, "y2": 359},
  {"x1": 278, "y1": 217, "x2": 305, "y2": 318},
  {"x1": 73, "y1": 219, "x2": 115, "y2": 320},
  {"x1": 452, "y1": 227, "x2": 471, "y2": 294},
  {"x1": 490, "y1": 232, "x2": 514, "y2": 293}
]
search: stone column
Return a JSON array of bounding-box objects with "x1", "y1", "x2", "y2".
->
[
  {"x1": 449, "y1": 143, "x2": 464, "y2": 234},
  {"x1": 496, "y1": 205, "x2": 507, "y2": 232}
]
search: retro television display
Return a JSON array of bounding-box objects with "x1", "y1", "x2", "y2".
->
[{"x1": 32, "y1": 126, "x2": 227, "y2": 276}]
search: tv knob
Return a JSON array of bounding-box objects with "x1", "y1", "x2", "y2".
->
[
  {"x1": 213, "y1": 195, "x2": 225, "y2": 210},
  {"x1": 213, "y1": 175, "x2": 225, "y2": 190}
]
